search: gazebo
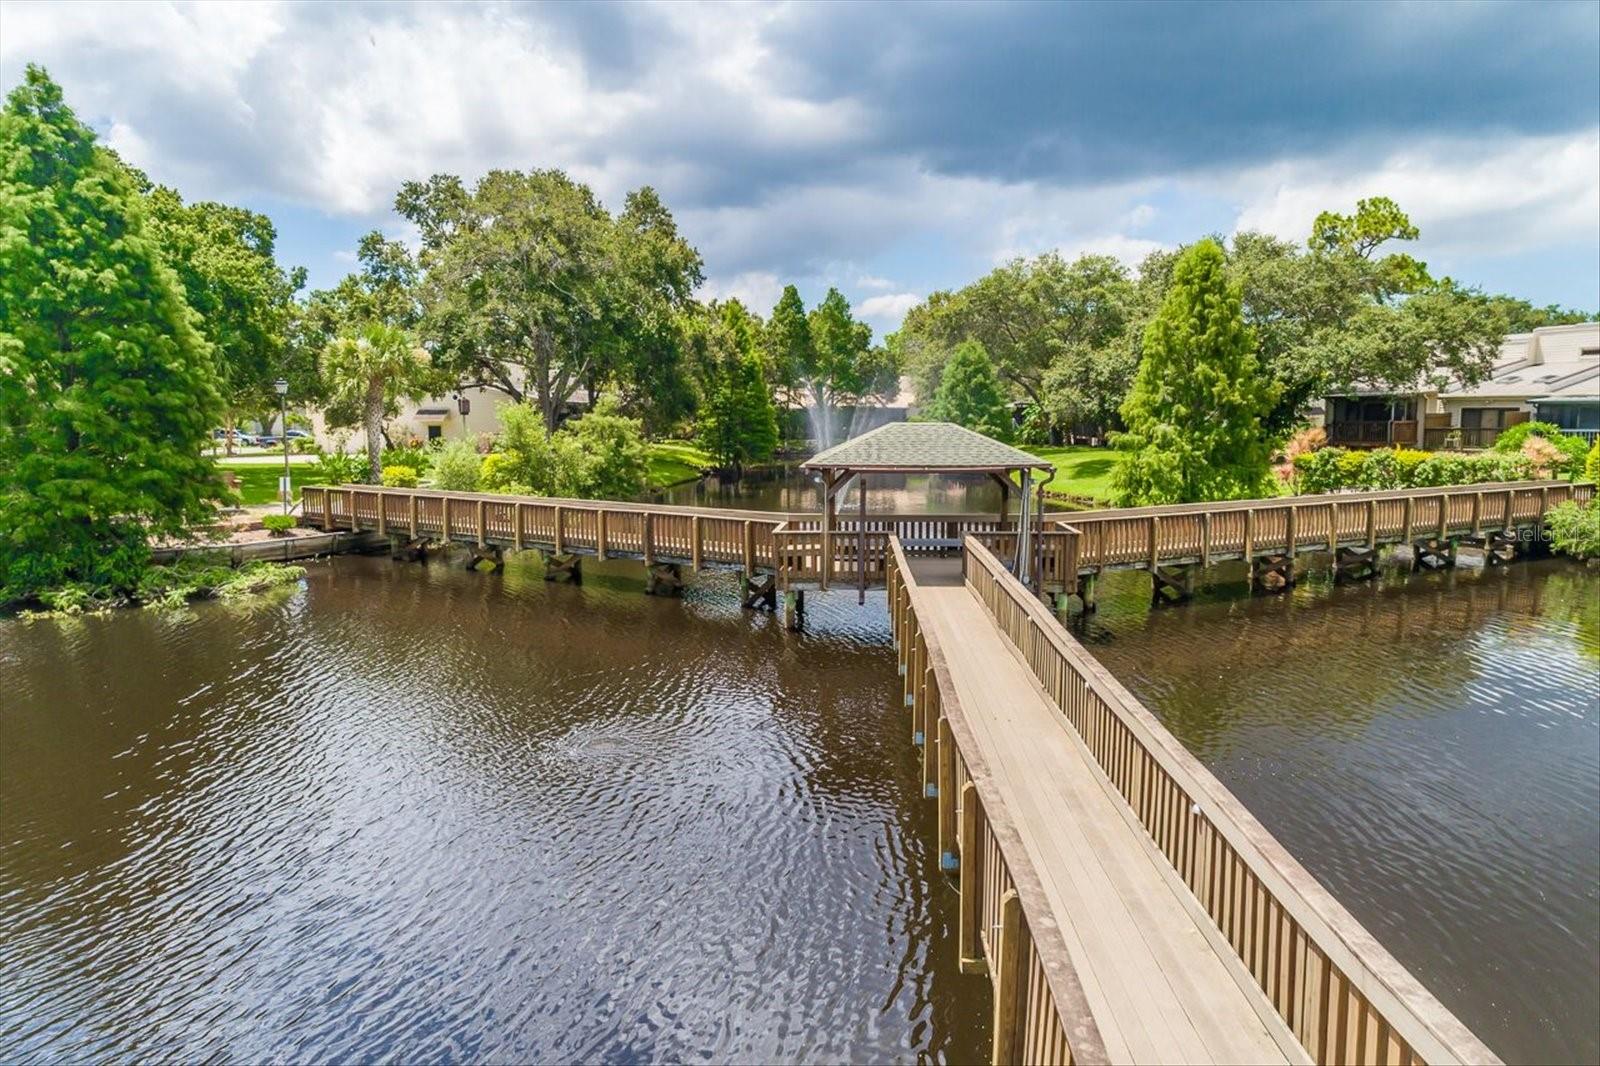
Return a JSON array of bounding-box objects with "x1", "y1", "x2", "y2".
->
[{"x1": 802, "y1": 422, "x2": 1056, "y2": 602}]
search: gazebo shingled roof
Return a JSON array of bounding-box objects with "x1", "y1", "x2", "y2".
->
[{"x1": 803, "y1": 421, "x2": 1053, "y2": 474}]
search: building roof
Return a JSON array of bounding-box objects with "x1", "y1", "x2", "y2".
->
[
  {"x1": 803, "y1": 421, "x2": 1052, "y2": 473},
  {"x1": 1530, "y1": 361, "x2": 1600, "y2": 404},
  {"x1": 1443, "y1": 323, "x2": 1600, "y2": 401}
]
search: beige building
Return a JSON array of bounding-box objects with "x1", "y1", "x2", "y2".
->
[{"x1": 1323, "y1": 322, "x2": 1600, "y2": 449}]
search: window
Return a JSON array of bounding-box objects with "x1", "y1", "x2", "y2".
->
[
  {"x1": 1461, "y1": 407, "x2": 1519, "y2": 429},
  {"x1": 427, "y1": 425, "x2": 442, "y2": 441}
]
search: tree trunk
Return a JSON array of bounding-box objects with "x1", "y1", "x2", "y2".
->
[{"x1": 364, "y1": 379, "x2": 385, "y2": 483}]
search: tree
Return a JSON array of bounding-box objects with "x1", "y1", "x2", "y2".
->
[
  {"x1": 762, "y1": 283, "x2": 810, "y2": 410},
  {"x1": 320, "y1": 322, "x2": 436, "y2": 482},
  {"x1": 397, "y1": 171, "x2": 702, "y2": 434},
  {"x1": 921, "y1": 340, "x2": 1013, "y2": 441},
  {"x1": 0, "y1": 66, "x2": 224, "y2": 600},
  {"x1": 143, "y1": 185, "x2": 304, "y2": 444},
  {"x1": 690, "y1": 304, "x2": 778, "y2": 475},
  {"x1": 1110, "y1": 240, "x2": 1278, "y2": 505},
  {"x1": 894, "y1": 254, "x2": 1136, "y2": 437},
  {"x1": 802, "y1": 288, "x2": 897, "y2": 448}
]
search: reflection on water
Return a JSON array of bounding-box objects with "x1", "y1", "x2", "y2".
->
[
  {"x1": 0, "y1": 555, "x2": 988, "y2": 1063},
  {"x1": 1076, "y1": 556, "x2": 1600, "y2": 1065}
]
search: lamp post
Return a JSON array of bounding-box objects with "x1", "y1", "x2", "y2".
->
[{"x1": 274, "y1": 378, "x2": 290, "y2": 514}]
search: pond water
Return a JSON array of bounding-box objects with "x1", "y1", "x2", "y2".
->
[
  {"x1": 0, "y1": 556, "x2": 988, "y2": 1062},
  {"x1": 4, "y1": 531, "x2": 1595, "y2": 1063},
  {"x1": 1076, "y1": 555, "x2": 1600, "y2": 1065}
]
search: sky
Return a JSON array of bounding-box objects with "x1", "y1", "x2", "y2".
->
[{"x1": 2, "y1": 0, "x2": 1597, "y2": 337}]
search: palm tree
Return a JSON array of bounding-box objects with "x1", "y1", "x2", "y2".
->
[{"x1": 322, "y1": 323, "x2": 432, "y2": 482}]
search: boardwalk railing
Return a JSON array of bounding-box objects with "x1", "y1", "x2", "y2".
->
[
  {"x1": 304, "y1": 480, "x2": 1592, "y2": 599},
  {"x1": 1057, "y1": 480, "x2": 1592, "y2": 576},
  {"x1": 959, "y1": 535, "x2": 1499, "y2": 1066},
  {"x1": 887, "y1": 539, "x2": 1109, "y2": 1066}
]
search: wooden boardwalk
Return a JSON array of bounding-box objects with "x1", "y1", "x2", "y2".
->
[
  {"x1": 294, "y1": 478, "x2": 1591, "y2": 1063},
  {"x1": 891, "y1": 542, "x2": 1500, "y2": 1065},
  {"x1": 300, "y1": 480, "x2": 1594, "y2": 613}
]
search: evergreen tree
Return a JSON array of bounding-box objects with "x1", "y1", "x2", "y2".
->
[
  {"x1": 762, "y1": 283, "x2": 810, "y2": 409},
  {"x1": 693, "y1": 308, "x2": 778, "y2": 475},
  {"x1": 921, "y1": 339, "x2": 1013, "y2": 441},
  {"x1": 0, "y1": 66, "x2": 223, "y2": 600},
  {"x1": 1110, "y1": 239, "x2": 1278, "y2": 505}
]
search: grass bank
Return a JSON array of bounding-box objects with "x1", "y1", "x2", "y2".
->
[
  {"x1": 645, "y1": 441, "x2": 712, "y2": 489},
  {"x1": 215, "y1": 460, "x2": 316, "y2": 506},
  {"x1": 1017, "y1": 445, "x2": 1116, "y2": 504}
]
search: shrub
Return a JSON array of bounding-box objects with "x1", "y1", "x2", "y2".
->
[
  {"x1": 429, "y1": 438, "x2": 482, "y2": 491},
  {"x1": 1495, "y1": 421, "x2": 1587, "y2": 477},
  {"x1": 380, "y1": 465, "x2": 420, "y2": 488},
  {"x1": 1358, "y1": 449, "x2": 1402, "y2": 490},
  {"x1": 1292, "y1": 447, "x2": 1346, "y2": 494},
  {"x1": 309, "y1": 448, "x2": 367, "y2": 485},
  {"x1": 489, "y1": 404, "x2": 569, "y2": 494},
  {"x1": 1493, "y1": 420, "x2": 1563, "y2": 453},
  {"x1": 1392, "y1": 448, "x2": 1430, "y2": 485},
  {"x1": 261, "y1": 514, "x2": 297, "y2": 536},
  {"x1": 1336, "y1": 449, "x2": 1368, "y2": 486},
  {"x1": 1545, "y1": 500, "x2": 1600, "y2": 560},
  {"x1": 558, "y1": 397, "x2": 649, "y2": 499},
  {"x1": 382, "y1": 444, "x2": 431, "y2": 475},
  {"x1": 1283, "y1": 426, "x2": 1326, "y2": 463},
  {"x1": 1587, "y1": 439, "x2": 1600, "y2": 483}
]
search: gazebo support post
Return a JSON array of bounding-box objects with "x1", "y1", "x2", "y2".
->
[{"x1": 858, "y1": 473, "x2": 868, "y2": 605}]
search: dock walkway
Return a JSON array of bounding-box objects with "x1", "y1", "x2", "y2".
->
[{"x1": 907, "y1": 556, "x2": 1297, "y2": 1064}]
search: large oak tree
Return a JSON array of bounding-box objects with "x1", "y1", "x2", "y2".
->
[{"x1": 397, "y1": 171, "x2": 702, "y2": 434}]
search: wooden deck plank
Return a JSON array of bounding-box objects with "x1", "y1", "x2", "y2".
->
[{"x1": 908, "y1": 557, "x2": 1297, "y2": 1065}]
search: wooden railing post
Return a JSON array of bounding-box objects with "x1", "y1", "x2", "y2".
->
[
  {"x1": 442, "y1": 497, "x2": 451, "y2": 541},
  {"x1": 742, "y1": 520, "x2": 755, "y2": 577},
  {"x1": 691, "y1": 515, "x2": 703, "y2": 571},
  {"x1": 937, "y1": 717, "x2": 956, "y2": 868},
  {"x1": 377, "y1": 491, "x2": 387, "y2": 536},
  {"x1": 1285, "y1": 504, "x2": 1297, "y2": 559},
  {"x1": 1326, "y1": 501, "x2": 1337, "y2": 552},
  {"x1": 1365, "y1": 499, "x2": 1377, "y2": 548},
  {"x1": 409, "y1": 494, "x2": 418, "y2": 537},
  {"x1": 597, "y1": 510, "x2": 609, "y2": 560},
  {"x1": 991, "y1": 889, "x2": 1023, "y2": 1066},
  {"x1": 1402, "y1": 496, "x2": 1414, "y2": 542},
  {"x1": 513, "y1": 502, "x2": 523, "y2": 550},
  {"x1": 1243, "y1": 507, "x2": 1254, "y2": 559},
  {"x1": 958, "y1": 781, "x2": 983, "y2": 973},
  {"x1": 643, "y1": 512, "x2": 655, "y2": 565},
  {"x1": 322, "y1": 489, "x2": 334, "y2": 532},
  {"x1": 554, "y1": 505, "x2": 565, "y2": 554},
  {"x1": 476, "y1": 499, "x2": 486, "y2": 547},
  {"x1": 1470, "y1": 491, "x2": 1482, "y2": 536},
  {"x1": 1199, "y1": 511, "x2": 1211, "y2": 567},
  {"x1": 1147, "y1": 515, "x2": 1160, "y2": 570},
  {"x1": 1437, "y1": 493, "x2": 1449, "y2": 538}
]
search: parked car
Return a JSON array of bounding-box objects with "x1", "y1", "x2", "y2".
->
[
  {"x1": 256, "y1": 435, "x2": 280, "y2": 447},
  {"x1": 284, "y1": 429, "x2": 312, "y2": 440}
]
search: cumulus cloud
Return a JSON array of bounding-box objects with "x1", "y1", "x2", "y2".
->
[{"x1": 2, "y1": 0, "x2": 1594, "y2": 308}]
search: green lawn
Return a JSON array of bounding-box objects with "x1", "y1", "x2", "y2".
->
[
  {"x1": 1018, "y1": 444, "x2": 1117, "y2": 503},
  {"x1": 645, "y1": 440, "x2": 712, "y2": 489},
  {"x1": 215, "y1": 460, "x2": 317, "y2": 507}
]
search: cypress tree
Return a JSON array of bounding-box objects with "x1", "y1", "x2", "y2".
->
[
  {"x1": 0, "y1": 66, "x2": 223, "y2": 600},
  {"x1": 922, "y1": 339, "x2": 1013, "y2": 441},
  {"x1": 1110, "y1": 239, "x2": 1278, "y2": 505}
]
